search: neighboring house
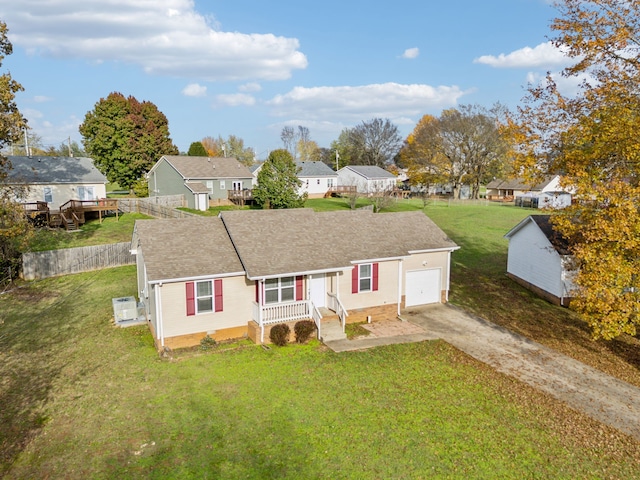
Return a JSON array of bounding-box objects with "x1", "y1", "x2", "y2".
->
[
  {"x1": 132, "y1": 209, "x2": 459, "y2": 349},
  {"x1": 337, "y1": 165, "x2": 397, "y2": 194},
  {"x1": 5, "y1": 155, "x2": 107, "y2": 206},
  {"x1": 147, "y1": 155, "x2": 253, "y2": 210},
  {"x1": 296, "y1": 161, "x2": 338, "y2": 198},
  {"x1": 486, "y1": 175, "x2": 571, "y2": 205},
  {"x1": 249, "y1": 162, "x2": 263, "y2": 186},
  {"x1": 504, "y1": 215, "x2": 576, "y2": 306}
]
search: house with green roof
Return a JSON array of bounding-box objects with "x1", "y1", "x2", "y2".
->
[{"x1": 131, "y1": 208, "x2": 459, "y2": 349}]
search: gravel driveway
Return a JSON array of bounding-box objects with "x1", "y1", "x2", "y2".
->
[{"x1": 403, "y1": 304, "x2": 640, "y2": 441}]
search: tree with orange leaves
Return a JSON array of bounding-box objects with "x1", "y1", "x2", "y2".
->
[{"x1": 512, "y1": 0, "x2": 640, "y2": 339}]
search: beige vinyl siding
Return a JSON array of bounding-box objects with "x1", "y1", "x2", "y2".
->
[
  {"x1": 159, "y1": 275, "x2": 253, "y2": 338},
  {"x1": 19, "y1": 183, "x2": 106, "y2": 205},
  {"x1": 338, "y1": 260, "x2": 399, "y2": 310}
]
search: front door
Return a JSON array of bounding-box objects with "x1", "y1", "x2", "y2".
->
[{"x1": 310, "y1": 274, "x2": 326, "y2": 308}]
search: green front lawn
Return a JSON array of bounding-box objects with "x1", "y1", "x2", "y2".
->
[{"x1": 1, "y1": 267, "x2": 639, "y2": 478}]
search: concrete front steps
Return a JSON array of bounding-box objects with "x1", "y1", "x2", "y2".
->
[{"x1": 320, "y1": 318, "x2": 347, "y2": 342}]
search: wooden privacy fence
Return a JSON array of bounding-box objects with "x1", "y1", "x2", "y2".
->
[
  {"x1": 22, "y1": 242, "x2": 135, "y2": 280},
  {"x1": 118, "y1": 196, "x2": 198, "y2": 219}
]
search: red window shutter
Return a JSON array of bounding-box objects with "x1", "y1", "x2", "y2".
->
[
  {"x1": 352, "y1": 266, "x2": 359, "y2": 293},
  {"x1": 373, "y1": 263, "x2": 379, "y2": 291},
  {"x1": 296, "y1": 275, "x2": 303, "y2": 301},
  {"x1": 186, "y1": 282, "x2": 195, "y2": 316},
  {"x1": 214, "y1": 279, "x2": 223, "y2": 312}
]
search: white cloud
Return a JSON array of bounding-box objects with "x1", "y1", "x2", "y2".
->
[
  {"x1": 4, "y1": 0, "x2": 308, "y2": 81},
  {"x1": 526, "y1": 70, "x2": 591, "y2": 98},
  {"x1": 401, "y1": 47, "x2": 419, "y2": 59},
  {"x1": 214, "y1": 93, "x2": 256, "y2": 107},
  {"x1": 182, "y1": 83, "x2": 207, "y2": 97},
  {"x1": 22, "y1": 109, "x2": 82, "y2": 146},
  {"x1": 32, "y1": 95, "x2": 53, "y2": 103},
  {"x1": 474, "y1": 42, "x2": 572, "y2": 69},
  {"x1": 266, "y1": 83, "x2": 466, "y2": 122},
  {"x1": 238, "y1": 82, "x2": 262, "y2": 93}
]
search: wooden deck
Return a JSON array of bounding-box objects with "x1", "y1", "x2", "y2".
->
[
  {"x1": 22, "y1": 199, "x2": 120, "y2": 230},
  {"x1": 324, "y1": 186, "x2": 357, "y2": 197},
  {"x1": 228, "y1": 189, "x2": 254, "y2": 206}
]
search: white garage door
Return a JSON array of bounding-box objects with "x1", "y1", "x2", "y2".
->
[{"x1": 405, "y1": 269, "x2": 441, "y2": 307}]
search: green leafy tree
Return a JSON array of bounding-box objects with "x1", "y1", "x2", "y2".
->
[
  {"x1": 0, "y1": 21, "x2": 31, "y2": 283},
  {"x1": 253, "y1": 149, "x2": 306, "y2": 209},
  {"x1": 187, "y1": 141, "x2": 207, "y2": 156},
  {"x1": 79, "y1": 92, "x2": 178, "y2": 190}
]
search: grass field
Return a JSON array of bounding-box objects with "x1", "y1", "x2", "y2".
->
[
  {"x1": 2, "y1": 267, "x2": 640, "y2": 478},
  {"x1": 3, "y1": 199, "x2": 640, "y2": 477}
]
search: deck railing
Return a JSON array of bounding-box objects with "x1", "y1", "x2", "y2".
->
[
  {"x1": 228, "y1": 189, "x2": 253, "y2": 200},
  {"x1": 325, "y1": 185, "x2": 357, "y2": 197}
]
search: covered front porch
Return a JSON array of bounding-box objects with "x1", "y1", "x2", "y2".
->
[{"x1": 250, "y1": 273, "x2": 349, "y2": 344}]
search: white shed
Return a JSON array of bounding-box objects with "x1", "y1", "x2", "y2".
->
[{"x1": 504, "y1": 215, "x2": 576, "y2": 306}]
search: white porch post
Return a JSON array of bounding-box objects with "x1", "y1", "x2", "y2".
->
[{"x1": 446, "y1": 251, "x2": 451, "y2": 302}]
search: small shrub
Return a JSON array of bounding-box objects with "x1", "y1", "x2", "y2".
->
[
  {"x1": 269, "y1": 323, "x2": 290, "y2": 346},
  {"x1": 294, "y1": 320, "x2": 316, "y2": 343},
  {"x1": 200, "y1": 335, "x2": 217, "y2": 351}
]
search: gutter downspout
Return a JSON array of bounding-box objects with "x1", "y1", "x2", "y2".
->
[
  {"x1": 445, "y1": 251, "x2": 452, "y2": 302},
  {"x1": 397, "y1": 259, "x2": 403, "y2": 316},
  {"x1": 258, "y1": 279, "x2": 264, "y2": 344},
  {"x1": 156, "y1": 282, "x2": 164, "y2": 347}
]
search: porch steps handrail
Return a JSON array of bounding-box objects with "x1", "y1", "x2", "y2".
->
[
  {"x1": 310, "y1": 302, "x2": 322, "y2": 340},
  {"x1": 328, "y1": 292, "x2": 348, "y2": 333}
]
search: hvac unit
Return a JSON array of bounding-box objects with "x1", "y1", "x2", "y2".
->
[{"x1": 112, "y1": 296, "x2": 138, "y2": 322}]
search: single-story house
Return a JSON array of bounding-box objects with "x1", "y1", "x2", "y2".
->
[
  {"x1": 337, "y1": 165, "x2": 397, "y2": 194},
  {"x1": 504, "y1": 215, "x2": 576, "y2": 306},
  {"x1": 5, "y1": 155, "x2": 107, "y2": 206},
  {"x1": 486, "y1": 175, "x2": 571, "y2": 204},
  {"x1": 297, "y1": 161, "x2": 338, "y2": 198},
  {"x1": 147, "y1": 155, "x2": 253, "y2": 210},
  {"x1": 132, "y1": 208, "x2": 459, "y2": 349}
]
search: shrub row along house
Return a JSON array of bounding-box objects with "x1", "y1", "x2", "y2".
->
[{"x1": 131, "y1": 208, "x2": 459, "y2": 349}]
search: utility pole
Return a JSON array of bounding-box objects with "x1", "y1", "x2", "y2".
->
[
  {"x1": 68, "y1": 137, "x2": 73, "y2": 157},
  {"x1": 24, "y1": 128, "x2": 30, "y2": 157},
  {"x1": 335, "y1": 150, "x2": 340, "y2": 171}
]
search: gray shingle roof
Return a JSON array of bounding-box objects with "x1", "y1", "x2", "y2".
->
[
  {"x1": 343, "y1": 165, "x2": 396, "y2": 179},
  {"x1": 133, "y1": 217, "x2": 244, "y2": 282},
  {"x1": 296, "y1": 161, "x2": 337, "y2": 177},
  {"x1": 158, "y1": 155, "x2": 253, "y2": 180},
  {"x1": 134, "y1": 209, "x2": 458, "y2": 282},
  {"x1": 5, "y1": 156, "x2": 107, "y2": 184},
  {"x1": 184, "y1": 181, "x2": 209, "y2": 193},
  {"x1": 220, "y1": 208, "x2": 457, "y2": 278}
]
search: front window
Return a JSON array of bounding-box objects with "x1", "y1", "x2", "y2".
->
[
  {"x1": 43, "y1": 186, "x2": 53, "y2": 204},
  {"x1": 328, "y1": 178, "x2": 334, "y2": 188},
  {"x1": 196, "y1": 280, "x2": 213, "y2": 313},
  {"x1": 264, "y1": 277, "x2": 295, "y2": 304},
  {"x1": 359, "y1": 264, "x2": 372, "y2": 292},
  {"x1": 206, "y1": 181, "x2": 214, "y2": 194},
  {"x1": 220, "y1": 180, "x2": 226, "y2": 190}
]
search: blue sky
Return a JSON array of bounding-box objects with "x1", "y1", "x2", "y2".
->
[{"x1": 1, "y1": 0, "x2": 575, "y2": 159}]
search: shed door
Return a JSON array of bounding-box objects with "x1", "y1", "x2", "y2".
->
[{"x1": 405, "y1": 269, "x2": 441, "y2": 306}]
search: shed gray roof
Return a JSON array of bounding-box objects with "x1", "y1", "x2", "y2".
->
[
  {"x1": 133, "y1": 217, "x2": 244, "y2": 282},
  {"x1": 155, "y1": 155, "x2": 253, "y2": 180},
  {"x1": 184, "y1": 181, "x2": 209, "y2": 194},
  {"x1": 342, "y1": 165, "x2": 396, "y2": 179},
  {"x1": 4, "y1": 156, "x2": 107, "y2": 184},
  {"x1": 220, "y1": 208, "x2": 457, "y2": 279},
  {"x1": 296, "y1": 161, "x2": 337, "y2": 177}
]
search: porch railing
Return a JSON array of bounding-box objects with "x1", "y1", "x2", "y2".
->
[
  {"x1": 310, "y1": 303, "x2": 322, "y2": 340},
  {"x1": 328, "y1": 293, "x2": 348, "y2": 333},
  {"x1": 253, "y1": 299, "x2": 310, "y2": 325}
]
